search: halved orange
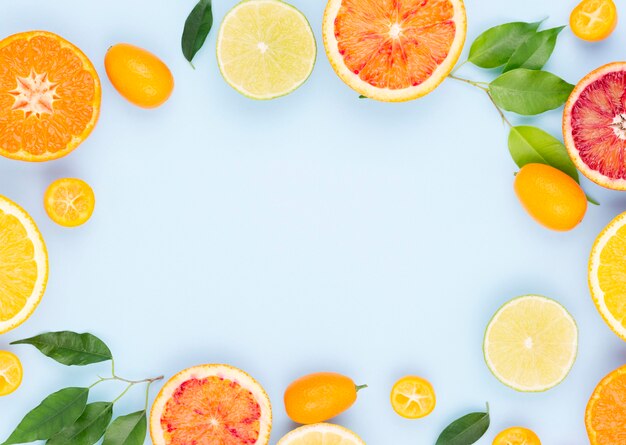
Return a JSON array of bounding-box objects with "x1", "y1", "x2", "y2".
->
[
  {"x1": 0, "y1": 351, "x2": 23, "y2": 396},
  {"x1": 0, "y1": 31, "x2": 101, "y2": 161},
  {"x1": 586, "y1": 365, "x2": 626, "y2": 444},
  {"x1": 390, "y1": 376, "x2": 436, "y2": 419},
  {"x1": 150, "y1": 364, "x2": 272, "y2": 445},
  {"x1": 323, "y1": 0, "x2": 467, "y2": 102},
  {"x1": 44, "y1": 178, "x2": 96, "y2": 227}
]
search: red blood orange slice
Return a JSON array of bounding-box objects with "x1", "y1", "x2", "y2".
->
[
  {"x1": 150, "y1": 364, "x2": 272, "y2": 445},
  {"x1": 322, "y1": 0, "x2": 467, "y2": 102},
  {"x1": 564, "y1": 62, "x2": 626, "y2": 190}
]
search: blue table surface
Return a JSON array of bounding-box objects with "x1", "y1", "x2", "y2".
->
[{"x1": 2, "y1": 0, "x2": 626, "y2": 443}]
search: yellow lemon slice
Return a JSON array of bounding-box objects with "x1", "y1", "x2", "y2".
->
[
  {"x1": 484, "y1": 295, "x2": 578, "y2": 392},
  {"x1": 0, "y1": 195, "x2": 48, "y2": 334},
  {"x1": 0, "y1": 351, "x2": 23, "y2": 396},
  {"x1": 277, "y1": 423, "x2": 366, "y2": 445},
  {"x1": 390, "y1": 376, "x2": 436, "y2": 419}
]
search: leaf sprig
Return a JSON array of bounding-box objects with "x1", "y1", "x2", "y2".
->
[
  {"x1": 2, "y1": 331, "x2": 162, "y2": 445},
  {"x1": 451, "y1": 20, "x2": 598, "y2": 204},
  {"x1": 435, "y1": 403, "x2": 490, "y2": 445}
]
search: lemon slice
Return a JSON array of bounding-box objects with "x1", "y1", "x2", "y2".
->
[
  {"x1": 277, "y1": 423, "x2": 366, "y2": 445},
  {"x1": 217, "y1": 0, "x2": 316, "y2": 99},
  {"x1": 484, "y1": 295, "x2": 578, "y2": 392},
  {"x1": 0, "y1": 351, "x2": 23, "y2": 396},
  {"x1": 0, "y1": 196, "x2": 48, "y2": 334},
  {"x1": 589, "y1": 211, "x2": 626, "y2": 340}
]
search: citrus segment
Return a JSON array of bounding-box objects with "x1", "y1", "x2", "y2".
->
[
  {"x1": 0, "y1": 351, "x2": 23, "y2": 396},
  {"x1": 0, "y1": 31, "x2": 100, "y2": 161},
  {"x1": 323, "y1": 0, "x2": 466, "y2": 101},
  {"x1": 217, "y1": 0, "x2": 316, "y2": 100},
  {"x1": 390, "y1": 376, "x2": 436, "y2": 419},
  {"x1": 44, "y1": 178, "x2": 95, "y2": 227},
  {"x1": 484, "y1": 295, "x2": 578, "y2": 392},
  {"x1": 493, "y1": 427, "x2": 541, "y2": 445},
  {"x1": 276, "y1": 423, "x2": 366, "y2": 445},
  {"x1": 150, "y1": 364, "x2": 272, "y2": 445},
  {"x1": 570, "y1": 0, "x2": 617, "y2": 42},
  {"x1": 589, "y1": 211, "x2": 626, "y2": 340},
  {"x1": 0, "y1": 195, "x2": 48, "y2": 334},
  {"x1": 586, "y1": 365, "x2": 626, "y2": 444},
  {"x1": 563, "y1": 62, "x2": 626, "y2": 190}
]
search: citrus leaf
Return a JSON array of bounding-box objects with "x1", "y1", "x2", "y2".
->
[
  {"x1": 102, "y1": 411, "x2": 147, "y2": 445},
  {"x1": 48, "y1": 402, "x2": 113, "y2": 445},
  {"x1": 587, "y1": 194, "x2": 600, "y2": 205},
  {"x1": 435, "y1": 404, "x2": 490, "y2": 445},
  {"x1": 508, "y1": 126, "x2": 579, "y2": 181},
  {"x1": 182, "y1": 0, "x2": 213, "y2": 64},
  {"x1": 468, "y1": 21, "x2": 541, "y2": 68},
  {"x1": 1, "y1": 387, "x2": 89, "y2": 445},
  {"x1": 12, "y1": 331, "x2": 112, "y2": 366},
  {"x1": 503, "y1": 26, "x2": 565, "y2": 72},
  {"x1": 489, "y1": 69, "x2": 574, "y2": 115}
]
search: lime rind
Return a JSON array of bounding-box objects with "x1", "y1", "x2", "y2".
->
[
  {"x1": 216, "y1": 0, "x2": 317, "y2": 100},
  {"x1": 483, "y1": 295, "x2": 578, "y2": 392}
]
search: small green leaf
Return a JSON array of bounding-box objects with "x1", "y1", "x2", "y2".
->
[
  {"x1": 182, "y1": 0, "x2": 213, "y2": 64},
  {"x1": 468, "y1": 21, "x2": 540, "y2": 68},
  {"x1": 503, "y1": 26, "x2": 565, "y2": 72},
  {"x1": 1, "y1": 387, "x2": 89, "y2": 445},
  {"x1": 102, "y1": 411, "x2": 147, "y2": 445},
  {"x1": 587, "y1": 194, "x2": 600, "y2": 205},
  {"x1": 508, "y1": 126, "x2": 579, "y2": 181},
  {"x1": 48, "y1": 402, "x2": 113, "y2": 445},
  {"x1": 435, "y1": 404, "x2": 490, "y2": 445},
  {"x1": 358, "y1": 95, "x2": 368, "y2": 99},
  {"x1": 489, "y1": 69, "x2": 574, "y2": 115},
  {"x1": 12, "y1": 331, "x2": 112, "y2": 366}
]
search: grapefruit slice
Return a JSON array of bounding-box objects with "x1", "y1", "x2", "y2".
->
[
  {"x1": 0, "y1": 31, "x2": 101, "y2": 161},
  {"x1": 322, "y1": 0, "x2": 467, "y2": 102},
  {"x1": 150, "y1": 364, "x2": 272, "y2": 445},
  {"x1": 563, "y1": 62, "x2": 626, "y2": 190},
  {"x1": 586, "y1": 365, "x2": 626, "y2": 444}
]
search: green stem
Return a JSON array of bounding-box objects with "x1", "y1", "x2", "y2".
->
[
  {"x1": 450, "y1": 59, "x2": 468, "y2": 76},
  {"x1": 486, "y1": 91, "x2": 513, "y2": 128},
  {"x1": 189, "y1": 60, "x2": 196, "y2": 70},
  {"x1": 113, "y1": 383, "x2": 134, "y2": 403},
  {"x1": 145, "y1": 379, "x2": 156, "y2": 410},
  {"x1": 448, "y1": 74, "x2": 489, "y2": 91},
  {"x1": 355, "y1": 384, "x2": 368, "y2": 392}
]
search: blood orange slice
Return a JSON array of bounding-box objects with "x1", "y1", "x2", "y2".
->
[
  {"x1": 563, "y1": 62, "x2": 626, "y2": 190},
  {"x1": 150, "y1": 364, "x2": 272, "y2": 445},
  {"x1": 322, "y1": 0, "x2": 466, "y2": 102},
  {"x1": 0, "y1": 31, "x2": 101, "y2": 161}
]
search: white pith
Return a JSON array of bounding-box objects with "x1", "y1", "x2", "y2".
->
[{"x1": 9, "y1": 70, "x2": 59, "y2": 117}]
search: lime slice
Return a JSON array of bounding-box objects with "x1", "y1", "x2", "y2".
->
[
  {"x1": 217, "y1": 0, "x2": 316, "y2": 100},
  {"x1": 483, "y1": 295, "x2": 578, "y2": 392}
]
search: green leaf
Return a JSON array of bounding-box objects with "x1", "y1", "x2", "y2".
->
[
  {"x1": 489, "y1": 69, "x2": 574, "y2": 115},
  {"x1": 468, "y1": 21, "x2": 541, "y2": 68},
  {"x1": 102, "y1": 411, "x2": 147, "y2": 445},
  {"x1": 508, "y1": 126, "x2": 579, "y2": 181},
  {"x1": 503, "y1": 26, "x2": 565, "y2": 72},
  {"x1": 1, "y1": 387, "x2": 89, "y2": 445},
  {"x1": 587, "y1": 194, "x2": 600, "y2": 205},
  {"x1": 435, "y1": 404, "x2": 490, "y2": 445},
  {"x1": 48, "y1": 402, "x2": 113, "y2": 445},
  {"x1": 12, "y1": 331, "x2": 112, "y2": 366},
  {"x1": 358, "y1": 95, "x2": 368, "y2": 99},
  {"x1": 182, "y1": 0, "x2": 213, "y2": 64}
]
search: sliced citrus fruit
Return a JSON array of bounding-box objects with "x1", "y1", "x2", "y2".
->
[
  {"x1": 0, "y1": 351, "x2": 23, "y2": 396},
  {"x1": 493, "y1": 427, "x2": 541, "y2": 445},
  {"x1": 0, "y1": 31, "x2": 101, "y2": 161},
  {"x1": 483, "y1": 295, "x2": 578, "y2": 392},
  {"x1": 217, "y1": 0, "x2": 316, "y2": 100},
  {"x1": 563, "y1": 62, "x2": 626, "y2": 190},
  {"x1": 150, "y1": 364, "x2": 272, "y2": 445},
  {"x1": 0, "y1": 196, "x2": 48, "y2": 334},
  {"x1": 276, "y1": 423, "x2": 366, "y2": 445},
  {"x1": 390, "y1": 376, "x2": 436, "y2": 419},
  {"x1": 588, "y1": 211, "x2": 626, "y2": 340},
  {"x1": 44, "y1": 178, "x2": 95, "y2": 227},
  {"x1": 570, "y1": 0, "x2": 618, "y2": 42},
  {"x1": 322, "y1": 0, "x2": 467, "y2": 102},
  {"x1": 586, "y1": 365, "x2": 626, "y2": 444}
]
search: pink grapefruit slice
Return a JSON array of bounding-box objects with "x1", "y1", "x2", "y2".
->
[
  {"x1": 150, "y1": 364, "x2": 272, "y2": 445},
  {"x1": 322, "y1": 0, "x2": 467, "y2": 102},
  {"x1": 564, "y1": 62, "x2": 626, "y2": 190}
]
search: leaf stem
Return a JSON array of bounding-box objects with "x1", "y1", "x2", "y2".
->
[
  {"x1": 113, "y1": 383, "x2": 134, "y2": 403},
  {"x1": 486, "y1": 92, "x2": 513, "y2": 128},
  {"x1": 448, "y1": 74, "x2": 489, "y2": 91},
  {"x1": 450, "y1": 59, "x2": 468, "y2": 76},
  {"x1": 145, "y1": 379, "x2": 156, "y2": 410},
  {"x1": 355, "y1": 384, "x2": 368, "y2": 392}
]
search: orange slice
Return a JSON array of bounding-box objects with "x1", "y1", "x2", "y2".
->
[
  {"x1": 0, "y1": 195, "x2": 48, "y2": 334},
  {"x1": 493, "y1": 427, "x2": 541, "y2": 445},
  {"x1": 0, "y1": 351, "x2": 23, "y2": 396},
  {"x1": 0, "y1": 31, "x2": 101, "y2": 161},
  {"x1": 44, "y1": 178, "x2": 95, "y2": 227},
  {"x1": 570, "y1": 0, "x2": 618, "y2": 42},
  {"x1": 322, "y1": 0, "x2": 467, "y2": 102},
  {"x1": 150, "y1": 364, "x2": 272, "y2": 445},
  {"x1": 586, "y1": 365, "x2": 626, "y2": 444},
  {"x1": 390, "y1": 376, "x2": 436, "y2": 419}
]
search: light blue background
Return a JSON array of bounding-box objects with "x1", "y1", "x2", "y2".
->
[{"x1": 2, "y1": 0, "x2": 626, "y2": 443}]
